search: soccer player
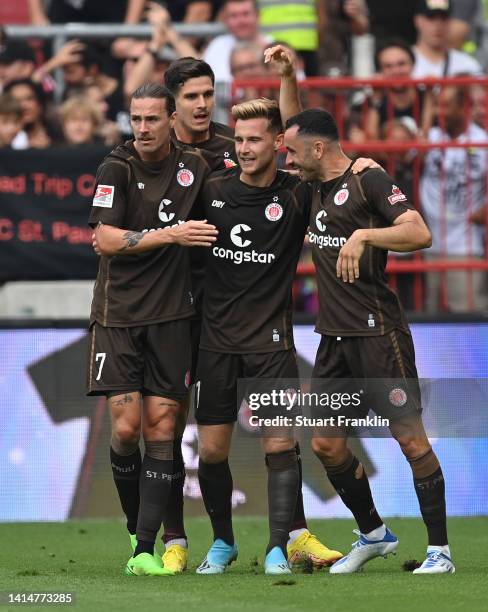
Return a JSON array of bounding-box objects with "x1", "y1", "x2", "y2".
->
[
  {"x1": 193, "y1": 99, "x2": 378, "y2": 574},
  {"x1": 87, "y1": 82, "x2": 220, "y2": 577},
  {"x1": 283, "y1": 108, "x2": 455, "y2": 574},
  {"x1": 157, "y1": 57, "x2": 236, "y2": 572},
  {"x1": 165, "y1": 57, "x2": 237, "y2": 164},
  {"x1": 161, "y1": 57, "x2": 344, "y2": 571}
]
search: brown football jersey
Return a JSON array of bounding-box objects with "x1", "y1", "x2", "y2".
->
[
  {"x1": 171, "y1": 121, "x2": 236, "y2": 315},
  {"x1": 309, "y1": 167, "x2": 415, "y2": 336},
  {"x1": 89, "y1": 140, "x2": 220, "y2": 327},
  {"x1": 198, "y1": 168, "x2": 312, "y2": 353}
]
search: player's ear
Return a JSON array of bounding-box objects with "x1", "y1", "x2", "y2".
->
[
  {"x1": 274, "y1": 133, "x2": 284, "y2": 150},
  {"x1": 313, "y1": 139, "x2": 325, "y2": 159}
]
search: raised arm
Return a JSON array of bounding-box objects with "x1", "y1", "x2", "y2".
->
[
  {"x1": 28, "y1": 0, "x2": 49, "y2": 25},
  {"x1": 264, "y1": 44, "x2": 301, "y2": 125},
  {"x1": 124, "y1": 0, "x2": 146, "y2": 24},
  {"x1": 32, "y1": 40, "x2": 85, "y2": 82}
]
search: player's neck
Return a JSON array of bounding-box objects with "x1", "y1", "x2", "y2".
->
[
  {"x1": 173, "y1": 121, "x2": 211, "y2": 145},
  {"x1": 322, "y1": 152, "x2": 352, "y2": 182},
  {"x1": 240, "y1": 163, "x2": 277, "y2": 188}
]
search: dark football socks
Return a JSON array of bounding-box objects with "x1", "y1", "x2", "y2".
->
[
  {"x1": 322, "y1": 452, "x2": 384, "y2": 534},
  {"x1": 290, "y1": 443, "x2": 308, "y2": 531},
  {"x1": 409, "y1": 449, "x2": 448, "y2": 545},
  {"x1": 266, "y1": 449, "x2": 300, "y2": 556},
  {"x1": 162, "y1": 437, "x2": 187, "y2": 544},
  {"x1": 198, "y1": 458, "x2": 234, "y2": 545},
  {"x1": 135, "y1": 440, "x2": 174, "y2": 555},
  {"x1": 110, "y1": 443, "x2": 141, "y2": 535}
]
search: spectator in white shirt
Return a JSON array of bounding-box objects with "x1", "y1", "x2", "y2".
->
[
  {"x1": 203, "y1": 0, "x2": 272, "y2": 83},
  {"x1": 421, "y1": 82, "x2": 488, "y2": 312},
  {"x1": 412, "y1": 0, "x2": 483, "y2": 77}
]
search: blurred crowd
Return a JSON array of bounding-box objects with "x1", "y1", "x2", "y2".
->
[{"x1": 0, "y1": 0, "x2": 487, "y2": 313}]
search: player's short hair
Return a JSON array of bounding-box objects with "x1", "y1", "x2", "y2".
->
[
  {"x1": 231, "y1": 98, "x2": 282, "y2": 133},
  {"x1": 375, "y1": 38, "x2": 415, "y2": 71},
  {"x1": 164, "y1": 57, "x2": 215, "y2": 95},
  {"x1": 0, "y1": 93, "x2": 22, "y2": 118},
  {"x1": 131, "y1": 83, "x2": 176, "y2": 115},
  {"x1": 285, "y1": 108, "x2": 339, "y2": 142}
]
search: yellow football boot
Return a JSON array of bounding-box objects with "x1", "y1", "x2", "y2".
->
[
  {"x1": 162, "y1": 544, "x2": 188, "y2": 573},
  {"x1": 287, "y1": 530, "x2": 343, "y2": 568}
]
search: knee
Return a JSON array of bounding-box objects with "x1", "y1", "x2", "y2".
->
[
  {"x1": 199, "y1": 440, "x2": 229, "y2": 464},
  {"x1": 311, "y1": 437, "x2": 344, "y2": 463},
  {"x1": 263, "y1": 438, "x2": 295, "y2": 455},
  {"x1": 112, "y1": 420, "x2": 140, "y2": 446},
  {"x1": 395, "y1": 435, "x2": 431, "y2": 459},
  {"x1": 144, "y1": 400, "x2": 179, "y2": 440}
]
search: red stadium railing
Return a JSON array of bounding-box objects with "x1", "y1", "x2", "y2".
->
[{"x1": 232, "y1": 75, "x2": 488, "y2": 313}]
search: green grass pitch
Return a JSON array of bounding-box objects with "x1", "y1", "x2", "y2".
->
[{"x1": 1, "y1": 517, "x2": 486, "y2": 612}]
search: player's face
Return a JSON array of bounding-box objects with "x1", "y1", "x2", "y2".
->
[
  {"x1": 235, "y1": 117, "x2": 281, "y2": 176},
  {"x1": 130, "y1": 97, "x2": 171, "y2": 159},
  {"x1": 284, "y1": 125, "x2": 321, "y2": 181},
  {"x1": 174, "y1": 76, "x2": 214, "y2": 135}
]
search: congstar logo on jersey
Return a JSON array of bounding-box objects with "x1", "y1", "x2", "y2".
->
[
  {"x1": 212, "y1": 224, "x2": 275, "y2": 265},
  {"x1": 158, "y1": 199, "x2": 175, "y2": 223},
  {"x1": 308, "y1": 210, "x2": 347, "y2": 249}
]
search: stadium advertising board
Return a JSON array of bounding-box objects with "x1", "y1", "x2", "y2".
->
[{"x1": 0, "y1": 323, "x2": 487, "y2": 521}]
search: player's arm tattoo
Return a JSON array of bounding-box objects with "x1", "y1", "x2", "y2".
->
[{"x1": 119, "y1": 230, "x2": 144, "y2": 251}]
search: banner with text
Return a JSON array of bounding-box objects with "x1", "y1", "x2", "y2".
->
[{"x1": 0, "y1": 145, "x2": 110, "y2": 281}]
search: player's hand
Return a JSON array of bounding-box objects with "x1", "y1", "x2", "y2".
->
[
  {"x1": 169, "y1": 220, "x2": 218, "y2": 247},
  {"x1": 92, "y1": 232, "x2": 101, "y2": 256},
  {"x1": 336, "y1": 230, "x2": 366, "y2": 283},
  {"x1": 264, "y1": 44, "x2": 295, "y2": 77},
  {"x1": 351, "y1": 157, "x2": 384, "y2": 174}
]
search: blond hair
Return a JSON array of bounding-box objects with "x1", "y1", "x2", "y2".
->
[
  {"x1": 231, "y1": 98, "x2": 283, "y2": 133},
  {"x1": 59, "y1": 96, "x2": 102, "y2": 128}
]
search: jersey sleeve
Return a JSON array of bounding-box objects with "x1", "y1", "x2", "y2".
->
[
  {"x1": 360, "y1": 169, "x2": 415, "y2": 225},
  {"x1": 88, "y1": 160, "x2": 129, "y2": 228}
]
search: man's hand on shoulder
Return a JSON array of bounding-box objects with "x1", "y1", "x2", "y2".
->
[{"x1": 351, "y1": 158, "x2": 384, "y2": 174}]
